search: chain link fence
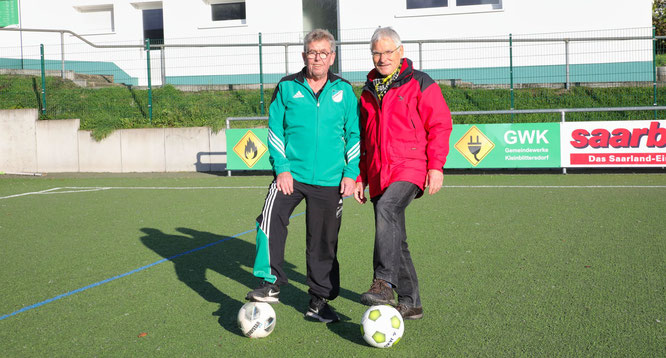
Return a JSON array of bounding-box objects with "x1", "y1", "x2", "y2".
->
[{"x1": 0, "y1": 26, "x2": 664, "y2": 129}]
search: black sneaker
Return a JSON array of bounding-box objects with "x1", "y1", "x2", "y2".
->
[
  {"x1": 245, "y1": 280, "x2": 280, "y2": 304},
  {"x1": 305, "y1": 296, "x2": 340, "y2": 323},
  {"x1": 395, "y1": 303, "x2": 423, "y2": 320},
  {"x1": 360, "y1": 278, "x2": 396, "y2": 306}
]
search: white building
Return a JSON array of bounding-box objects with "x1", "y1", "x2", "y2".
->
[{"x1": 0, "y1": 0, "x2": 654, "y2": 86}]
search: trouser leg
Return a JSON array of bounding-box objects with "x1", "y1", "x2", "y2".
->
[
  {"x1": 303, "y1": 183, "x2": 343, "y2": 300},
  {"x1": 253, "y1": 180, "x2": 304, "y2": 286},
  {"x1": 371, "y1": 181, "x2": 422, "y2": 307}
]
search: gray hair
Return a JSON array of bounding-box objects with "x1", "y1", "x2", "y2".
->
[
  {"x1": 303, "y1": 28, "x2": 336, "y2": 53},
  {"x1": 370, "y1": 27, "x2": 402, "y2": 49}
]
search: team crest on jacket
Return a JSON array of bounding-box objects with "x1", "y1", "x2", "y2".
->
[{"x1": 332, "y1": 90, "x2": 343, "y2": 103}]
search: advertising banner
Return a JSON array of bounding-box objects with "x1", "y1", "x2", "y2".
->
[
  {"x1": 226, "y1": 128, "x2": 272, "y2": 170},
  {"x1": 445, "y1": 123, "x2": 560, "y2": 169},
  {"x1": 560, "y1": 120, "x2": 666, "y2": 167},
  {"x1": 0, "y1": 0, "x2": 19, "y2": 27}
]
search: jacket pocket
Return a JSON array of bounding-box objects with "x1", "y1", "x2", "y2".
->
[
  {"x1": 390, "y1": 140, "x2": 427, "y2": 160},
  {"x1": 407, "y1": 100, "x2": 425, "y2": 142}
]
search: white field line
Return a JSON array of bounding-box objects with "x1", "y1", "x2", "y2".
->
[
  {"x1": 443, "y1": 185, "x2": 666, "y2": 188},
  {"x1": 1, "y1": 184, "x2": 665, "y2": 201},
  {"x1": 0, "y1": 187, "x2": 64, "y2": 200},
  {"x1": 0, "y1": 186, "x2": 267, "y2": 200}
]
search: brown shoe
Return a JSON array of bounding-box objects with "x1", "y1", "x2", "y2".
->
[
  {"x1": 360, "y1": 278, "x2": 396, "y2": 306},
  {"x1": 395, "y1": 304, "x2": 423, "y2": 320}
]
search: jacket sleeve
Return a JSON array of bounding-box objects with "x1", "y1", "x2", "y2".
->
[
  {"x1": 267, "y1": 84, "x2": 290, "y2": 175},
  {"x1": 419, "y1": 82, "x2": 453, "y2": 171},
  {"x1": 342, "y1": 86, "x2": 361, "y2": 180}
]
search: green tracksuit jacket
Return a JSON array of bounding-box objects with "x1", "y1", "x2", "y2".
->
[{"x1": 267, "y1": 68, "x2": 360, "y2": 186}]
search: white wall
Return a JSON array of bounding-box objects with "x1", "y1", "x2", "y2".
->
[
  {"x1": 6, "y1": 1, "x2": 305, "y2": 85},
  {"x1": 0, "y1": 109, "x2": 38, "y2": 173},
  {"x1": 338, "y1": 0, "x2": 652, "y2": 39},
  {"x1": 336, "y1": 0, "x2": 653, "y2": 73},
  {"x1": 1, "y1": 0, "x2": 653, "y2": 85},
  {"x1": 163, "y1": 0, "x2": 306, "y2": 78},
  {"x1": 17, "y1": 0, "x2": 652, "y2": 42},
  {"x1": 0, "y1": 109, "x2": 228, "y2": 173},
  {"x1": 36, "y1": 118, "x2": 80, "y2": 172}
]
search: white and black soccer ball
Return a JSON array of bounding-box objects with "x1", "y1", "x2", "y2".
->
[
  {"x1": 237, "y1": 302, "x2": 276, "y2": 338},
  {"x1": 360, "y1": 305, "x2": 404, "y2": 348}
]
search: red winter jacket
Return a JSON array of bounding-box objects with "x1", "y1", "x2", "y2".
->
[{"x1": 358, "y1": 58, "x2": 452, "y2": 199}]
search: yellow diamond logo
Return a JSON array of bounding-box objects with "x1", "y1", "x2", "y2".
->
[
  {"x1": 454, "y1": 126, "x2": 495, "y2": 166},
  {"x1": 233, "y1": 130, "x2": 268, "y2": 168}
]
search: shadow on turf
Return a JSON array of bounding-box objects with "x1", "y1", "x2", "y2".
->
[{"x1": 140, "y1": 227, "x2": 362, "y2": 340}]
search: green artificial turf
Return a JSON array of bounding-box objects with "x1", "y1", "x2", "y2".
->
[{"x1": 0, "y1": 173, "x2": 664, "y2": 357}]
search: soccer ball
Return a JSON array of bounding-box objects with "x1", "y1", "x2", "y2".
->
[
  {"x1": 237, "y1": 302, "x2": 276, "y2": 338},
  {"x1": 360, "y1": 305, "x2": 404, "y2": 348}
]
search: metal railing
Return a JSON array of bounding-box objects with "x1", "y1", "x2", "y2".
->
[
  {"x1": 452, "y1": 106, "x2": 666, "y2": 122},
  {"x1": 227, "y1": 106, "x2": 666, "y2": 127},
  {"x1": 0, "y1": 27, "x2": 144, "y2": 79}
]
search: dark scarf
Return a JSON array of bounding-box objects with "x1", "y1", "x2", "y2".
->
[{"x1": 372, "y1": 63, "x2": 401, "y2": 102}]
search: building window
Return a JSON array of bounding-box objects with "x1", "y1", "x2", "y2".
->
[
  {"x1": 457, "y1": 0, "x2": 500, "y2": 6},
  {"x1": 400, "y1": 0, "x2": 502, "y2": 16},
  {"x1": 73, "y1": 4, "x2": 115, "y2": 34},
  {"x1": 142, "y1": 8, "x2": 163, "y2": 45},
  {"x1": 211, "y1": 1, "x2": 246, "y2": 22},
  {"x1": 407, "y1": 0, "x2": 447, "y2": 9}
]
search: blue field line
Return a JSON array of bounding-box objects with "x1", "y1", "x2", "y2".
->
[{"x1": 0, "y1": 217, "x2": 301, "y2": 321}]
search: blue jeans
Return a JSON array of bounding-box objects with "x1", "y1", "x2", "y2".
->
[{"x1": 371, "y1": 181, "x2": 422, "y2": 307}]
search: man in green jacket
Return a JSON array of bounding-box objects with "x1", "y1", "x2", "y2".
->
[{"x1": 246, "y1": 29, "x2": 360, "y2": 323}]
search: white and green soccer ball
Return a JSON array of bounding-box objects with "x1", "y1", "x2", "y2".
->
[
  {"x1": 237, "y1": 302, "x2": 276, "y2": 338},
  {"x1": 360, "y1": 305, "x2": 404, "y2": 348}
]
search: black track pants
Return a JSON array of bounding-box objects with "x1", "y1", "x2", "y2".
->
[{"x1": 253, "y1": 179, "x2": 343, "y2": 300}]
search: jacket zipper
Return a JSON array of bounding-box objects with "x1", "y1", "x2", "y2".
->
[
  {"x1": 308, "y1": 79, "x2": 334, "y2": 183},
  {"x1": 365, "y1": 87, "x2": 383, "y2": 153},
  {"x1": 314, "y1": 98, "x2": 320, "y2": 183}
]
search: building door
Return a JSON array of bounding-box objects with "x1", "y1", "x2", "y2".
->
[{"x1": 302, "y1": 0, "x2": 339, "y2": 73}]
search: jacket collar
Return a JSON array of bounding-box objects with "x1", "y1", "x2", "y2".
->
[
  {"x1": 295, "y1": 67, "x2": 342, "y2": 85},
  {"x1": 363, "y1": 58, "x2": 414, "y2": 93}
]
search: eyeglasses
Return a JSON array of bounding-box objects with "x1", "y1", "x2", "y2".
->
[
  {"x1": 305, "y1": 50, "x2": 332, "y2": 59},
  {"x1": 371, "y1": 45, "x2": 402, "y2": 59}
]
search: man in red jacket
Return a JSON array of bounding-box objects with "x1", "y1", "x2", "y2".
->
[{"x1": 353, "y1": 27, "x2": 452, "y2": 320}]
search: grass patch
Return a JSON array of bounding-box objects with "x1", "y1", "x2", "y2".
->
[
  {"x1": 1, "y1": 74, "x2": 665, "y2": 139},
  {"x1": 656, "y1": 54, "x2": 666, "y2": 67}
]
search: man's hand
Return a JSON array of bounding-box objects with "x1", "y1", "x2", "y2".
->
[
  {"x1": 340, "y1": 177, "x2": 356, "y2": 197},
  {"x1": 353, "y1": 181, "x2": 367, "y2": 204},
  {"x1": 276, "y1": 172, "x2": 294, "y2": 195},
  {"x1": 425, "y1": 169, "x2": 444, "y2": 195}
]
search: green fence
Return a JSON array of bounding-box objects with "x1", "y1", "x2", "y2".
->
[{"x1": 1, "y1": 27, "x2": 665, "y2": 135}]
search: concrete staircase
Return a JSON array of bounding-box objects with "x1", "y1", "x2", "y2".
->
[
  {"x1": 73, "y1": 73, "x2": 125, "y2": 88},
  {"x1": 0, "y1": 69, "x2": 126, "y2": 89}
]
